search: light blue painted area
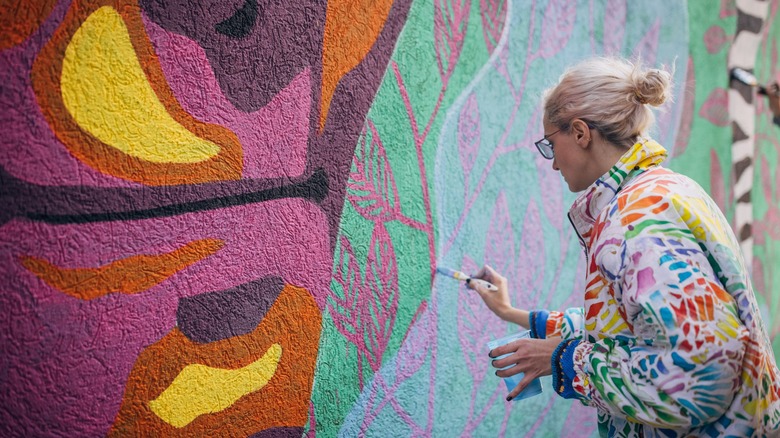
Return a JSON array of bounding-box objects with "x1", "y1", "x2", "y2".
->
[{"x1": 341, "y1": 0, "x2": 688, "y2": 436}]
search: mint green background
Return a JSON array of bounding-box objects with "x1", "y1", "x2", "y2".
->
[{"x1": 312, "y1": 0, "x2": 780, "y2": 436}]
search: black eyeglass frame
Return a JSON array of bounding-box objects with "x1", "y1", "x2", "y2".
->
[
  {"x1": 534, "y1": 129, "x2": 561, "y2": 160},
  {"x1": 534, "y1": 121, "x2": 597, "y2": 160}
]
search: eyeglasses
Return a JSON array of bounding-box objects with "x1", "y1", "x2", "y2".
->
[{"x1": 534, "y1": 129, "x2": 561, "y2": 160}]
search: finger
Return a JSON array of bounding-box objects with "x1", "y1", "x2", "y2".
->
[
  {"x1": 494, "y1": 361, "x2": 526, "y2": 378},
  {"x1": 506, "y1": 374, "x2": 536, "y2": 401},
  {"x1": 470, "y1": 265, "x2": 489, "y2": 281},
  {"x1": 467, "y1": 278, "x2": 492, "y2": 297},
  {"x1": 488, "y1": 341, "x2": 518, "y2": 359}
]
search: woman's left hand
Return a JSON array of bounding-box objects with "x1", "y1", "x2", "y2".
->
[{"x1": 489, "y1": 336, "x2": 561, "y2": 401}]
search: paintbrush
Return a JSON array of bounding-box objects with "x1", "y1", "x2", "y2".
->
[{"x1": 436, "y1": 267, "x2": 499, "y2": 292}]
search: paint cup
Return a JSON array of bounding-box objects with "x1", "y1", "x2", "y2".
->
[{"x1": 486, "y1": 330, "x2": 543, "y2": 401}]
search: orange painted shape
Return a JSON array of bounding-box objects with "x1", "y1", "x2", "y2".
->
[
  {"x1": 109, "y1": 284, "x2": 322, "y2": 436},
  {"x1": 0, "y1": 0, "x2": 57, "y2": 50},
  {"x1": 20, "y1": 239, "x2": 224, "y2": 299},
  {"x1": 31, "y1": 0, "x2": 243, "y2": 186},
  {"x1": 320, "y1": 0, "x2": 394, "y2": 131}
]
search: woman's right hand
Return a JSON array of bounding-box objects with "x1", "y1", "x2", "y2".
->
[{"x1": 469, "y1": 265, "x2": 529, "y2": 328}]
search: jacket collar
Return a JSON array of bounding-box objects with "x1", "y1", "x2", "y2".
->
[{"x1": 568, "y1": 138, "x2": 668, "y2": 247}]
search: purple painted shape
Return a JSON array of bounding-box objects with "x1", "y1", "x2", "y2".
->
[
  {"x1": 636, "y1": 267, "x2": 656, "y2": 294},
  {"x1": 142, "y1": 16, "x2": 310, "y2": 179},
  {"x1": 0, "y1": 198, "x2": 330, "y2": 436},
  {"x1": 603, "y1": 0, "x2": 626, "y2": 55},
  {"x1": 250, "y1": 427, "x2": 304, "y2": 438},
  {"x1": 139, "y1": 0, "x2": 325, "y2": 113},
  {"x1": 177, "y1": 276, "x2": 284, "y2": 343},
  {"x1": 0, "y1": 0, "x2": 138, "y2": 187}
]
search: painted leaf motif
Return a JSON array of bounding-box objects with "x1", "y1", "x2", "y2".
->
[
  {"x1": 700, "y1": 88, "x2": 730, "y2": 127},
  {"x1": 633, "y1": 18, "x2": 660, "y2": 65},
  {"x1": 603, "y1": 0, "x2": 626, "y2": 54},
  {"x1": 479, "y1": 0, "x2": 506, "y2": 53},
  {"x1": 516, "y1": 199, "x2": 545, "y2": 309},
  {"x1": 484, "y1": 192, "x2": 516, "y2": 277},
  {"x1": 458, "y1": 93, "x2": 481, "y2": 190},
  {"x1": 538, "y1": 0, "x2": 576, "y2": 59},
  {"x1": 363, "y1": 222, "x2": 399, "y2": 371},
  {"x1": 328, "y1": 234, "x2": 365, "y2": 344},
  {"x1": 434, "y1": 0, "x2": 472, "y2": 82},
  {"x1": 347, "y1": 119, "x2": 400, "y2": 220},
  {"x1": 396, "y1": 301, "x2": 432, "y2": 382},
  {"x1": 704, "y1": 25, "x2": 728, "y2": 54},
  {"x1": 457, "y1": 255, "x2": 501, "y2": 380},
  {"x1": 673, "y1": 57, "x2": 696, "y2": 157}
]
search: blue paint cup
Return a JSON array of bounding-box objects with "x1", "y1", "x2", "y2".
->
[{"x1": 486, "y1": 330, "x2": 543, "y2": 401}]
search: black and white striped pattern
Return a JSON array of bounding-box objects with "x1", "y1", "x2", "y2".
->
[{"x1": 727, "y1": 0, "x2": 770, "y2": 269}]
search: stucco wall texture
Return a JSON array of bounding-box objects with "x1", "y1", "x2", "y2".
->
[{"x1": 1, "y1": 0, "x2": 778, "y2": 436}]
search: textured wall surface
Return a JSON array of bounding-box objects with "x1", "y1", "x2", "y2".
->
[{"x1": 0, "y1": 0, "x2": 778, "y2": 436}]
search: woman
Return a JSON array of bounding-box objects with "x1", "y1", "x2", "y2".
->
[{"x1": 469, "y1": 57, "x2": 780, "y2": 437}]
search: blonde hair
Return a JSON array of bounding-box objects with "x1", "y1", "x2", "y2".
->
[{"x1": 543, "y1": 57, "x2": 673, "y2": 148}]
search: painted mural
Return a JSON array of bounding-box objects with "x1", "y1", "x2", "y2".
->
[{"x1": 0, "y1": 0, "x2": 778, "y2": 437}]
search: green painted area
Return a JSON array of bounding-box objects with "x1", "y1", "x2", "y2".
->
[{"x1": 313, "y1": 0, "x2": 780, "y2": 435}]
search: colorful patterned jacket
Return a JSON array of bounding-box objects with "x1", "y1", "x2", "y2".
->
[{"x1": 530, "y1": 139, "x2": 780, "y2": 437}]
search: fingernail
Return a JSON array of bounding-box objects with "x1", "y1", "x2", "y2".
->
[{"x1": 506, "y1": 395, "x2": 513, "y2": 401}]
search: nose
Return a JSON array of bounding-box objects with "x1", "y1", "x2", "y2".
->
[{"x1": 551, "y1": 157, "x2": 560, "y2": 171}]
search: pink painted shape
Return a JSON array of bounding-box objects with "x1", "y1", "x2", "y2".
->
[
  {"x1": 484, "y1": 192, "x2": 516, "y2": 279},
  {"x1": 704, "y1": 25, "x2": 728, "y2": 54},
  {"x1": 363, "y1": 223, "x2": 399, "y2": 371},
  {"x1": 700, "y1": 88, "x2": 730, "y2": 127},
  {"x1": 633, "y1": 18, "x2": 660, "y2": 66},
  {"x1": 457, "y1": 255, "x2": 502, "y2": 382},
  {"x1": 434, "y1": 0, "x2": 471, "y2": 83},
  {"x1": 602, "y1": 0, "x2": 626, "y2": 55},
  {"x1": 142, "y1": 16, "x2": 310, "y2": 180},
  {"x1": 0, "y1": 198, "x2": 330, "y2": 435},
  {"x1": 457, "y1": 93, "x2": 480, "y2": 192},
  {"x1": 347, "y1": 120, "x2": 400, "y2": 221},
  {"x1": 537, "y1": 0, "x2": 577, "y2": 59},
  {"x1": 673, "y1": 57, "x2": 696, "y2": 157},
  {"x1": 516, "y1": 199, "x2": 545, "y2": 309}
]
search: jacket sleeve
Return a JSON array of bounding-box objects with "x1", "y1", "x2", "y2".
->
[
  {"x1": 529, "y1": 307, "x2": 584, "y2": 340},
  {"x1": 557, "y1": 231, "x2": 750, "y2": 429}
]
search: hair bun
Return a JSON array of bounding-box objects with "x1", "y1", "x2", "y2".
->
[{"x1": 633, "y1": 68, "x2": 672, "y2": 107}]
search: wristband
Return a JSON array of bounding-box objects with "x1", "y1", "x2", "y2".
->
[
  {"x1": 529, "y1": 310, "x2": 549, "y2": 339},
  {"x1": 551, "y1": 338, "x2": 580, "y2": 399}
]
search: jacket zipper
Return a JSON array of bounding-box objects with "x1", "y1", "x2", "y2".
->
[{"x1": 568, "y1": 212, "x2": 588, "y2": 259}]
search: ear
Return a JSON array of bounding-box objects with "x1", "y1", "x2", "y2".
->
[{"x1": 570, "y1": 119, "x2": 591, "y2": 148}]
